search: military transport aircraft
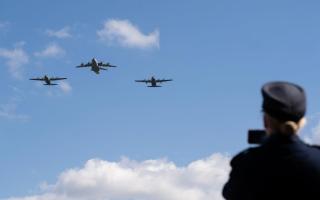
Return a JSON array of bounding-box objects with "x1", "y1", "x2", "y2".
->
[
  {"x1": 29, "y1": 75, "x2": 67, "y2": 85},
  {"x1": 135, "y1": 76, "x2": 173, "y2": 87},
  {"x1": 76, "y1": 58, "x2": 116, "y2": 74}
]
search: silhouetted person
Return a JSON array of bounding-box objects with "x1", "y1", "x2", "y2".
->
[{"x1": 223, "y1": 81, "x2": 320, "y2": 200}]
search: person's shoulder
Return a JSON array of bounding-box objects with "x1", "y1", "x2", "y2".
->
[
  {"x1": 301, "y1": 143, "x2": 320, "y2": 161},
  {"x1": 303, "y1": 144, "x2": 320, "y2": 166},
  {"x1": 230, "y1": 146, "x2": 262, "y2": 166},
  {"x1": 309, "y1": 144, "x2": 320, "y2": 151}
]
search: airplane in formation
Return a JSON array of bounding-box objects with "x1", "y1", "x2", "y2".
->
[
  {"x1": 135, "y1": 76, "x2": 173, "y2": 87},
  {"x1": 29, "y1": 75, "x2": 67, "y2": 85},
  {"x1": 76, "y1": 58, "x2": 117, "y2": 74}
]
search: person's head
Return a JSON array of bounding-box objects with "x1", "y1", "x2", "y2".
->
[{"x1": 261, "y1": 81, "x2": 307, "y2": 136}]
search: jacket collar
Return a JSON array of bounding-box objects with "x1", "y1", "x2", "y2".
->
[{"x1": 262, "y1": 133, "x2": 302, "y2": 146}]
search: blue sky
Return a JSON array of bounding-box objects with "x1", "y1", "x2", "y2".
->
[{"x1": 1, "y1": 1, "x2": 320, "y2": 199}]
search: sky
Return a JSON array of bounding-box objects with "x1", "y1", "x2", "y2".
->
[{"x1": 1, "y1": 0, "x2": 320, "y2": 199}]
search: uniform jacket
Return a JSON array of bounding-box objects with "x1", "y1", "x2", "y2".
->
[{"x1": 223, "y1": 134, "x2": 320, "y2": 200}]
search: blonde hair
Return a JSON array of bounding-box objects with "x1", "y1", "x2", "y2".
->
[{"x1": 265, "y1": 114, "x2": 306, "y2": 135}]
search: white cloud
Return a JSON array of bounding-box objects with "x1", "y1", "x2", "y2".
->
[
  {"x1": 311, "y1": 125, "x2": 320, "y2": 144},
  {"x1": 34, "y1": 44, "x2": 66, "y2": 58},
  {"x1": 97, "y1": 19, "x2": 160, "y2": 49},
  {"x1": 5, "y1": 153, "x2": 230, "y2": 200},
  {"x1": 0, "y1": 102, "x2": 29, "y2": 121},
  {"x1": 303, "y1": 116, "x2": 320, "y2": 145},
  {"x1": 59, "y1": 81, "x2": 72, "y2": 94},
  {"x1": 298, "y1": 113, "x2": 320, "y2": 145},
  {"x1": 0, "y1": 46, "x2": 29, "y2": 79},
  {"x1": 46, "y1": 27, "x2": 72, "y2": 39}
]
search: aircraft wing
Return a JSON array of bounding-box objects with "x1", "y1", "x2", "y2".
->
[
  {"x1": 50, "y1": 77, "x2": 67, "y2": 81},
  {"x1": 44, "y1": 83, "x2": 58, "y2": 86},
  {"x1": 156, "y1": 79, "x2": 173, "y2": 83},
  {"x1": 135, "y1": 79, "x2": 151, "y2": 83},
  {"x1": 76, "y1": 62, "x2": 92, "y2": 68},
  {"x1": 99, "y1": 63, "x2": 117, "y2": 67},
  {"x1": 30, "y1": 78, "x2": 45, "y2": 81}
]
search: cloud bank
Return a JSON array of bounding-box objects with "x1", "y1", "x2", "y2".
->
[
  {"x1": 5, "y1": 116, "x2": 320, "y2": 200},
  {"x1": 34, "y1": 44, "x2": 66, "y2": 58},
  {"x1": 0, "y1": 46, "x2": 29, "y2": 79},
  {"x1": 6, "y1": 153, "x2": 230, "y2": 200},
  {"x1": 46, "y1": 27, "x2": 72, "y2": 39},
  {"x1": 97, "y1": 19, "x2": 159, "y2": 49}
]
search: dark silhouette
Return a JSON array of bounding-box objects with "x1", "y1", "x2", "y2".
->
[
  {"x1": 223, "y1": 81, "x2": 320, "y2": 200},
  {"x1": 76, "y1": 58, "x2": 117, "y2": 74},
  {"x1": 29, "y1": 75, "x2": 67, "y2": 85},
  {"x1": 135, "y1": 76, "x2": 172, "y2": 87}
]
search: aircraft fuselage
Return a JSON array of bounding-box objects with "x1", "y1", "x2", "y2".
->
[
  {"x1": 151, "y1": 77, "x2": 158, "y2": 87},
  {"x1": 91, "y1": 58, "x2": 100, "y2": 74},
  {"x1": 44, "y1": 75, "x2": 51, "y2": 85}
]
